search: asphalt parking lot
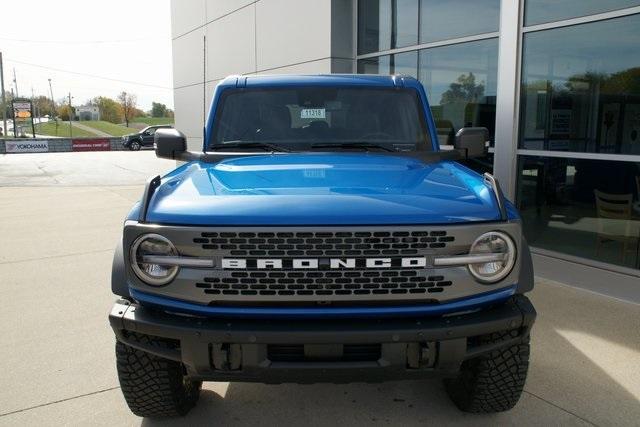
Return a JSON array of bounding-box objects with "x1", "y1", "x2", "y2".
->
[{"x1": 0, "y1": 151, "x2": 639, "y2": 426}]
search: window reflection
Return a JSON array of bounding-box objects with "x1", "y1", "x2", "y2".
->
[
  {"x1": 525, "y1": 0, "x2": 640, "y2": 26},
  {"x1": 358, "y1": 0, "x2": 419, "y2": 55},
  {"x1": 520, "y1": 14, "x2": 640, "y2": 154},
  {"x1": 357, "y1": 51, "x2": 418, "y2": 78},
  {"x1": 518, "y1": 156, "x2": 640, "y2": 269},
  {"x1": 420, "y1": 0, "x2": 499, "y2": 43},
  {"x1": 418, "y1": 38, "x2": 498, "y2": 146}
]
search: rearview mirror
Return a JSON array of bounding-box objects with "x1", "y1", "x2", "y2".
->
[
  {"x1": 454, "y1": 127, "x2": 488, "y2": 158},
  {"x1": 155, "y1": 128, "x2": 187, "y2": 160}
]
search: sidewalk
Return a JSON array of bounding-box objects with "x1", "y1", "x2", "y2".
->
[{"x1": 71, "y1": 121, "x2": 110, "y2": 137}]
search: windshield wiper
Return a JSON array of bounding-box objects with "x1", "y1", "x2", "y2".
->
[
  {"x1": 310, "y1": 142, "x2": 395, "y2": 152},
  {"x1": 209, "y1": 142, "x2": 291, "y2": 152}
]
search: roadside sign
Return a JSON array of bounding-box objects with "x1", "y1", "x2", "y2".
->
[
  {"x1": 72, "y1": 138, "x2": 111, "y2": 151},
  {"x1": 12, "y1": 99, "x2": 36, "y2": 137},
  {"x1": 5, "y1": 140, "x2": 49, "y2": 153}
]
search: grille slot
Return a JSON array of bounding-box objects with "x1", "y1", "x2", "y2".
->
[
  {"x1": 267, "y1": 344, "x2": 381, "y2": 362},
  {"x1": 194, "y1": 230, "x2": 455, "y2": 257},
  {"x1": 196, "y1": 269, "x2": 452, "y2": 297}
]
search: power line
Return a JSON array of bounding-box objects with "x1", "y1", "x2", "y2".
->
[
  {"x1": 5, "y1": 58, "x2": 172, "y2": 90},
  {"x1": 0, "y1": 36, "x2": 154, "y2": 45}
]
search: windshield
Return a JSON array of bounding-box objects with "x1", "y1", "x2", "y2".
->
[{"x1": 209, "y1": 87, "x2": 432, "y2": 152}]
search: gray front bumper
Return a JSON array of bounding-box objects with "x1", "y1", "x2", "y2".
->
[{"x1": 109, "y1": 295, "x2": 536, "y2": 383}]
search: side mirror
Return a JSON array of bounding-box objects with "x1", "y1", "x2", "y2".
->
[
  {"x1": 155, "y1": 128, "x2": 187, "y2": 160},
  {"x1": 454, "y1": 127, "x2": 488, "y2": 158}
]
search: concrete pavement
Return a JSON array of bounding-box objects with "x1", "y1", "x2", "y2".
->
[
  {"x1": 0, "y1": 151, "x2": 175, "y2": 187},
  {"x1": 0, "y1": 152, "x2": 638, "y2": 425}
]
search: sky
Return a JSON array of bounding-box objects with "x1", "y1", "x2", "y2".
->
[{"x1": 0, "y1": 0, "x2": 173, "y2": 111}]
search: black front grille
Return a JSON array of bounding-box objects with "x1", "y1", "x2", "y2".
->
[
  {"x1": 267, "y1": 344, "x2": 382, "y2": 362},
  {"x1": 193, "y1": 230, "x2": 455, "y2": 258},
  {"x1": 196, "y1": 269, "x2": 453, "y2": 297}
]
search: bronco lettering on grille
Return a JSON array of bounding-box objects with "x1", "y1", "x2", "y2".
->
[{"x1": 221, "y1": 257, "x2": 427, "y2": 269}]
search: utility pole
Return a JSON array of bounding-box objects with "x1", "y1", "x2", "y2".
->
[
  {"x1": 10, "y1": 88, "x2": 15, "y2": 137},
  {"x1": 31, "y1": 86, "x2": 36, "y2": 124},
  {"x1": 48, "y1": 78, "x2": 58, "y2": 136},
  {"x1": 12, "y1": 67, "x2": 18, "y2": 97},
  {"x1": 0, "y1": 52, "x2": 7, "y2": 137},
  {"x1": 48, "y1": 79, "x2": 55, "y2": 114},
  {"x1": 68, "y1": 92, "x2": 72, "y2": 138}
]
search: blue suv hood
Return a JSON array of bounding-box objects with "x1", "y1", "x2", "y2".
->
[{"x1": 144, "y1": 153, "x2": 501, "y2": 225}]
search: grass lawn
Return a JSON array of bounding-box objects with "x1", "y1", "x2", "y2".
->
[
  {"x1": 35, "y1": 122, "x2": 98, "y2": 138},
  {"x1": 132, "y1": 117, "x2": 174, "y2": 126},
  {"x1": 79, "y1": 120, "x2": 137, "y2": 136}
]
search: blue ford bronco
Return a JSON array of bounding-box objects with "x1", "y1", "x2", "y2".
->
[{"x1": 110, "y1": 74, "x2": 536, "y2": 417}]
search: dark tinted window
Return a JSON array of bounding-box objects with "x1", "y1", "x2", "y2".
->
[
  {"x1": 210, "y1": 87, "x2": 432, "y2": 150},
  {"x1": 525, "y1": 0, "x2": 640, "y2": 25},
  {"x1": 420, "y1": 0, "x2": 499, "y2": 43},
  {"x1": 520, "y1": 14, "x2": 640, "y2": 154},
  {"x1": 358, "y1": 0, "x2": 419, "y2": 54}
]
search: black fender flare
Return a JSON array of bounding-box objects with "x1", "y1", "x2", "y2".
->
[
  {"x1": 112, "y1": 238, "x2": 130, "y2": 298},
  {"x1": 517, "y1": 236, "x2": 534, "y2": 294}
]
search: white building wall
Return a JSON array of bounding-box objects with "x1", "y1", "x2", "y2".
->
[{"x1": 171, "y1": 0, "x2": 354, "y2": 150}]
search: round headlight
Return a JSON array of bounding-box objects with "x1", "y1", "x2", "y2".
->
[
  {"x1": 130, "y1": 234, "x2": 179, "y2": 286},
  {"x1": 467, "y1": 231, "x2": 516, "y2": 283}
]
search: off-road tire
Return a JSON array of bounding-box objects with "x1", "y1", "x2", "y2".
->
[
  {"x1": 115, "y1": 334, "x2": 202, "y2": 418},
  {"x1": 444, "y1": 329, "x2": 530, "y2": 413}
]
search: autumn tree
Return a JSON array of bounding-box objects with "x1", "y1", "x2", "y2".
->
[
  {"x1": 93, "y1": 96, "x2": 123, "y2": 123},
  {"x1": 57, "y1": 104, "x2": 75, "y2": 121},
  {"x1": 117, "y1": 91, "x2": 137, "y2": 127}
]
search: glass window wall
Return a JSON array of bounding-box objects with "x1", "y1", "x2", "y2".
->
[
  {"x1": 520, "y1": 14, "x2": 640, "y2": 154},
  {"x1": 420, "y1": 0, "x2": 499, "y2": 43},
  {"x1": 518, "y1": 156, "x2": 640, "y2": 269},
  {"x1": 418, "y1": 38, "x2": 498, "y2": 147},
  {"x1": 357, "y1": 51, "x2": 418, "y2": 78},
  {"x1": 525, "y1": 0, "x2": 640, "y2": 26},
  {"x1": 358, "y1": 0, "x2": 419, "y2": 55}
]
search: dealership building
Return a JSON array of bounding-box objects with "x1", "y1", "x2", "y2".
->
[{"x1": 170, "y1": 0, "x2": 640, "y2": 302}]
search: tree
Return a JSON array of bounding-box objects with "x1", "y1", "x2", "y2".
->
[
  {"x1": 132, "y1": 107, "x2": 146, "y2": 118},
  {"x1": 1, "y1": 90, "x2": 14, "y2": 121},
  {"x1": 117, "y1": 91, "x2": 137, "y2": 127},
  {"x1": 151, "y1": 102, "x2": 168, "y2": 118},
  {"x1": 57, "y1": 104, "x2": 75, "y2": 121},
  {"x1": 440, "y1": 72, "x2": 485, "y2": 105},
  {"x1": 32, "y1": 95, "x2": 56, "y2": 117},
  {"x1": 93, "y1": 96, "x2": 123, "y2": 124}
]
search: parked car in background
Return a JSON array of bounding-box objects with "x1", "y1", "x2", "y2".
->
[{"x1": 122, "y1": 125, "x2": 173, "y2": 150}]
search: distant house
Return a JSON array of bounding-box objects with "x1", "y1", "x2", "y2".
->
[{"x1": 76, "y1": 104, "x2": 100, "y2": 121}]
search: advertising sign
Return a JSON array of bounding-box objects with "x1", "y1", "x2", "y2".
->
[
  {"x1": 5, "y1": 140, "x2": 49, "y2": 153},
  {"x1": 12, "y1": 100, "x2": 36, "y2": 137},
  {"x1": 72, "y1": 138, "x2": 111, "y2": 151}
]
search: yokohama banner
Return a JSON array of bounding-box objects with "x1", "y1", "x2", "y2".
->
[
  {"x1": 72, "y1": 138, "x2": 111, "y2": 151},
  {"x1": 5, "y1": 140, "x2": 49, "y2": 153}
]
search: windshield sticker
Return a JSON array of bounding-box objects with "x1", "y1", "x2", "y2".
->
[{"x1": 301, "y1": 108, "x2": 326, "y2": 119}]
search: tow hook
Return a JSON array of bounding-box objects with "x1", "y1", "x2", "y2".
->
[
  {"x1": 407, "y1": 342, "x2": 437, "y2": 369},
  {"x1": 211, "y1": 343, "x2": 242, "y2": 371}
]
